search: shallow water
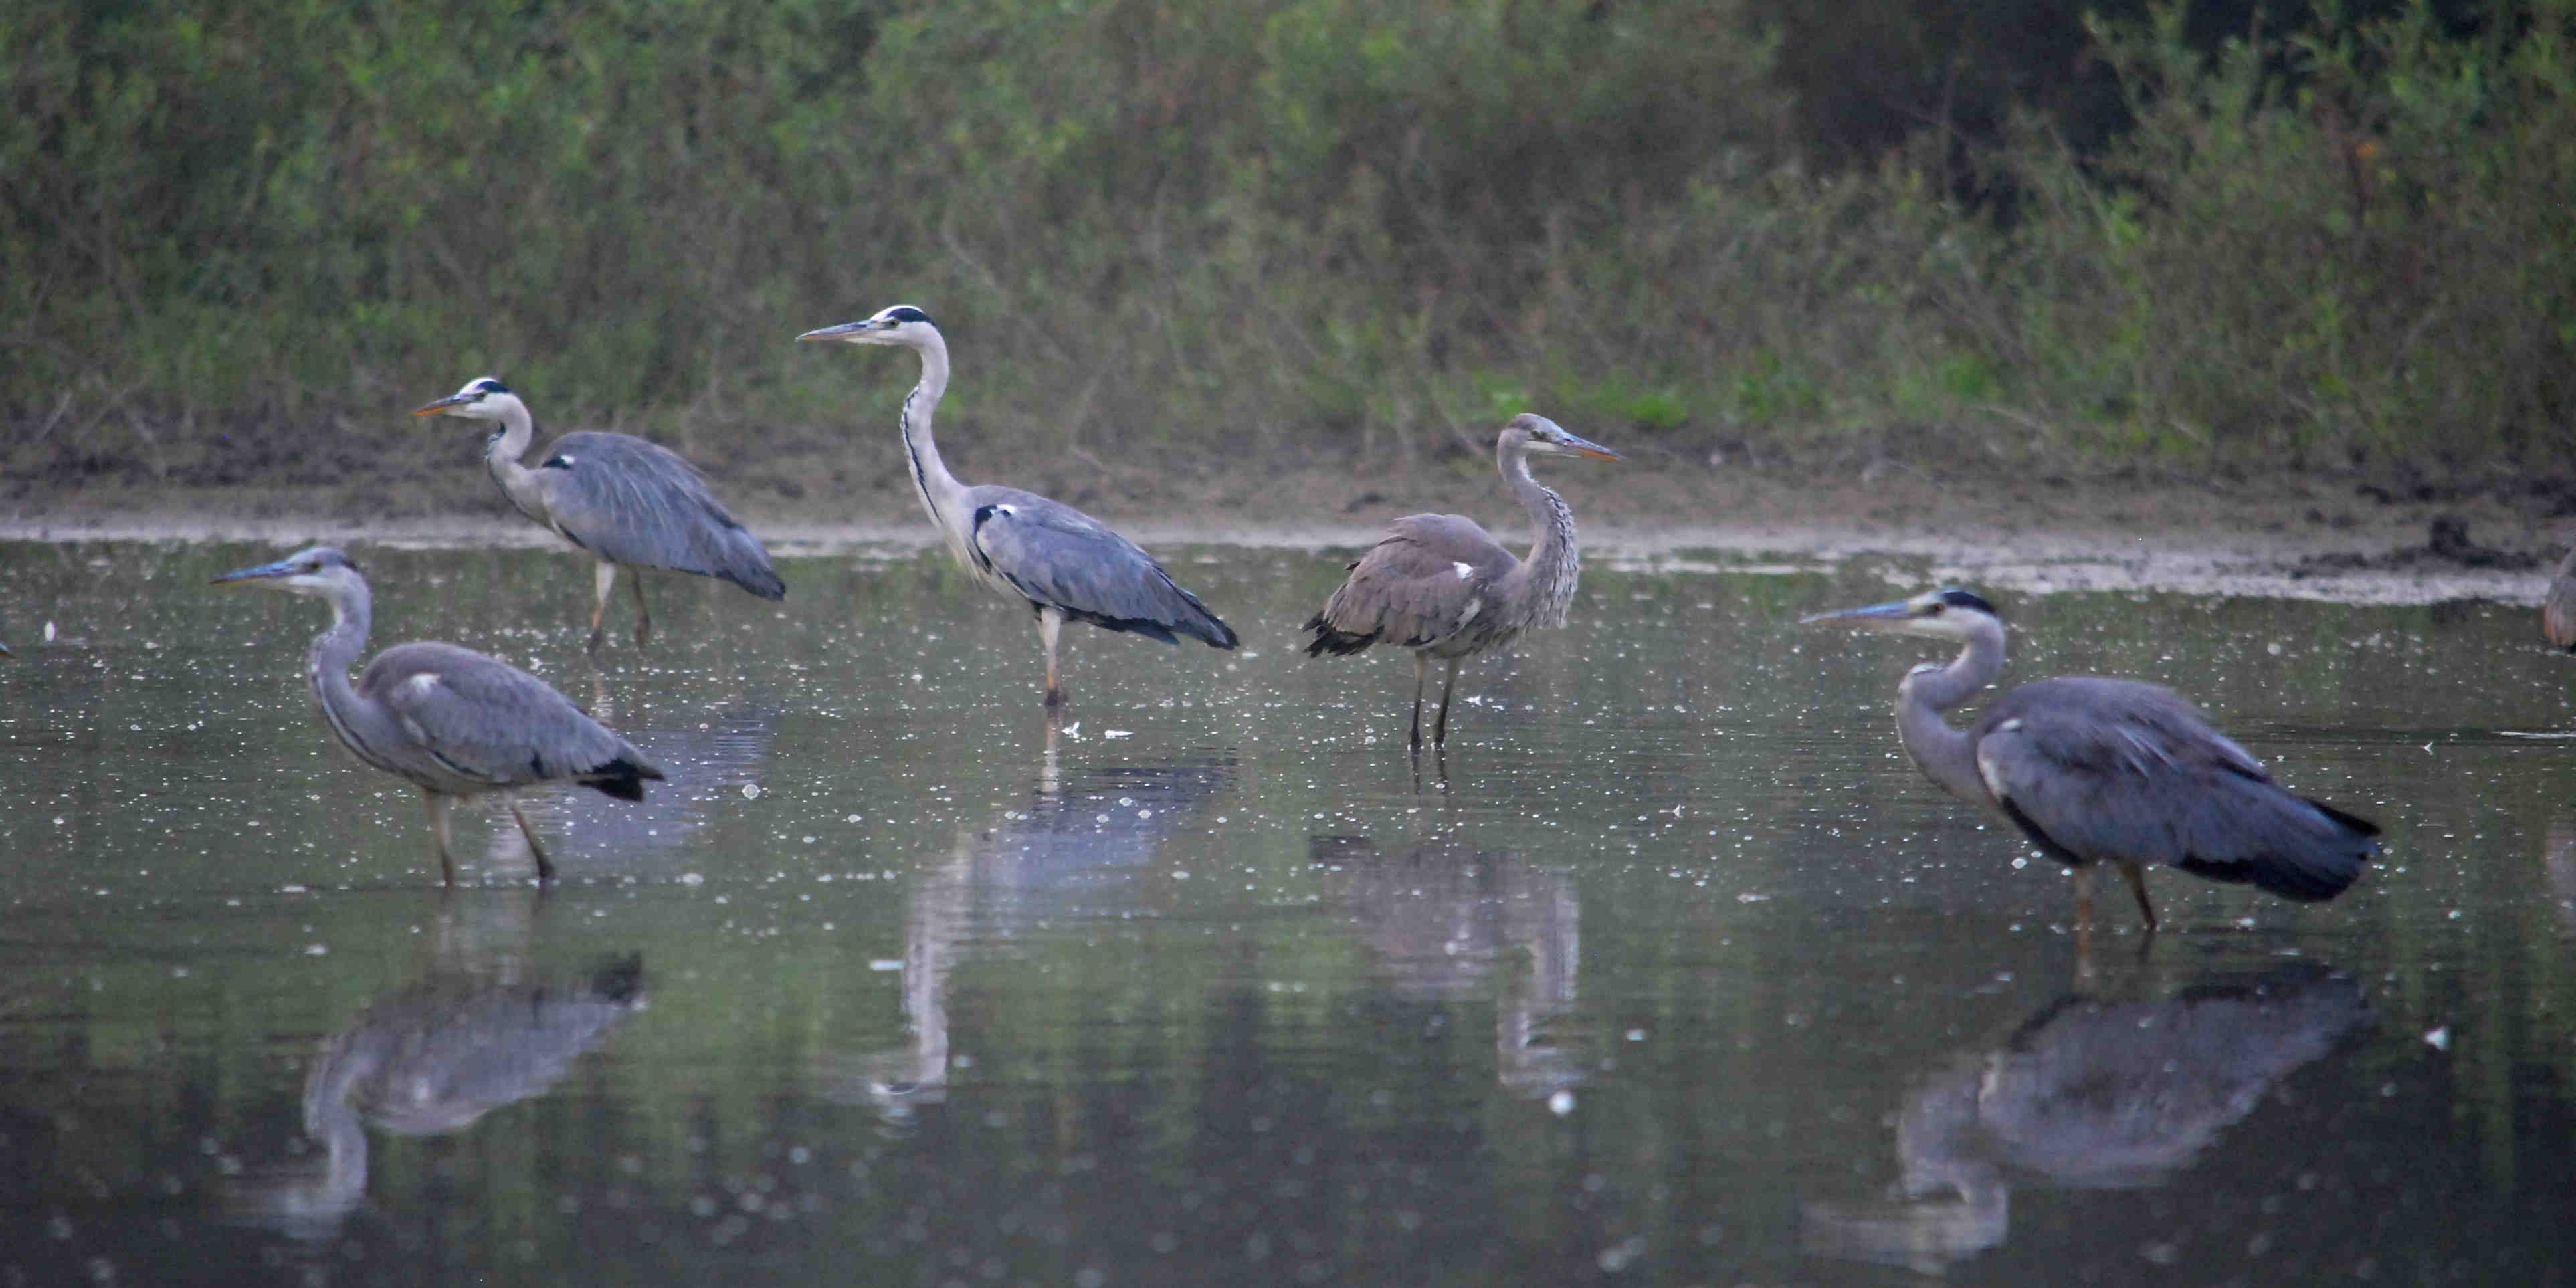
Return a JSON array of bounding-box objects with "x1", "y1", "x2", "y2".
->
[{"x1": 1, "y1": 541, "x2": 2571, "y2": 1285}]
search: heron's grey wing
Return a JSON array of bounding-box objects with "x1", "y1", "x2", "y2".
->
[
  {"x1": 359, "y1": 643, "x2": 662, "y2": 795},
  {"x1": 1972, "y1": 679, "x2": 2375, "y2": 901},
  {"x1": 534, "y1": 432, "x2": 785, "y2": 599},
  {"x1": 962, "y1": 488, "x2": 1236, "y2": 647},
  {"x1": 1304, "y1": 514, "x2": 1515, "y2": 655}
]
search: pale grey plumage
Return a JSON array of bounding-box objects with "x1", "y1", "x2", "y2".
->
[
  {"x1": 415, "y1": 378, "x2": 784, "y2": 650},
  {"x1": 1803, "y1": 587, "x2": 2379, "y2": 930},
  {"x1": 796, "y1": 306, "x2": 1235, "y2": 708},
  {"x1": 213, "y1": 546, "x2": 662, "y2": 884},
  {"x1": 1303, "y1": 413, "x2": 1620, "y2": 748}
]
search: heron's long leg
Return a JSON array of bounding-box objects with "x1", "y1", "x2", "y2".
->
[
  {"x1": 588, "y1": 562, "x2": 618, "y2": 653},
  {"x1": 1409, "y1": 653, "x2": 1431, "y2": 750},
  {"x1": 421, "y1": 788, "x2": 458, "y2": 887},
  {"x1": 1038, "y1": 607, "x2": 1066, "y2": 708},
  {"x1": 627, "y1": 568, "x2": 652, "y2": 647},
  {"x1": 507, "y1": 801, "x2": 557, "y2": 883},
  {"x1": 2118, "y1": 862, "x2": 2157, "y2": 933},
  {"x1": 1432, "y1": 659, "x2": 1462, "y2": 746}
]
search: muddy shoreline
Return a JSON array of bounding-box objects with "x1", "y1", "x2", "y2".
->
[{"x1": 3, "y1": 462, "x2": 2566, "y2": 607}]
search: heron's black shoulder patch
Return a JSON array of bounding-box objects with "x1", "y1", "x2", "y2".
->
[
  {"x1": 1935, "y1": 587, "x2": 1998, "y2": 617},
  {"x1": 542, "y1": 454, "x2": 575, "y2": 470},
  {"x1": 886, "y1": 305, "x2": 934, "y2": 325}
]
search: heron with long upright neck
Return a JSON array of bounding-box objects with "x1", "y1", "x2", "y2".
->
[
  {"x1": 1803, "y1": 587, "x2": 2379, "y2": 932},
  {"x1": 1302, "y1": 413, "x2": 1621, "y2": 749},
  {"x1": 213, "y1": 546, "x2": 662, "y2": 885},
  {"x1": 413, "y1": 378, "x2": 785, "y2": 651},
  {"x1": 796, "y1": 305, "x2": 1237, "y2": 709}
]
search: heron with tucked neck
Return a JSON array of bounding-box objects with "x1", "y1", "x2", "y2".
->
[
  {"x1": 1804, "y1": 587, "x2": 2379, "y2": 932},
  {"x1": 214, "y1": 545, "x2": 662, "y2": 884},
  {"x1": 797, "y1": 305, "x2": 1237, "y2": 709},
  {"x1": 415, "y1": 377, "x2": 785, "y2": 651}
]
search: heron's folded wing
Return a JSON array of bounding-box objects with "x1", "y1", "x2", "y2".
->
[
  {"x1": 1314, "y1": 515, "x2": 1514, "y2": 647},
  {"x1": 967, "y1": 492, "x2": 1232, "y2": 644},
  {"x1": 363, "y1": 643, "x2": 632, "y2": 787},
  {"x1": 537, "y1": 433, "x2": 783, "y2": 596}
]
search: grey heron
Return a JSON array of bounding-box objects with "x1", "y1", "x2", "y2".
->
[
  {"x1": 414, "y1": 378, "x2": 785, "y2": 650},
  {"x1": 1302, "y1": 413, "x2": 1621, "y2": 748},
  {"x1": 1804, "y1": 588, "x2": 2379, "y2": 931},
  {"x1": 795, "y1": 306, "x2": 1237, "y2": 707},
  {"x1": 213, "y1": 546, "x2": 664, "y2": 884},
  {"x1": 2546, "y1": 543, "x2": 2576, "y2": 651}
]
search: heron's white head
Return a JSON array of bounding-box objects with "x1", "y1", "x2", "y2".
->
[
  {"x1": 411, "y1": 377, "x2": 519, "y2": 421},
  {"x1": 797, "y1": 304, "x2": 939, "y2": 348},
  {"x1": 1500, "y1": 413, "x2": 1622, "y2": 461},
  {"x1": 1799, "y1": 587, "x2": 2003, "y2": 643},
  {"x1": 211, "y1": 546, "x2": 367, "y2": 599}
]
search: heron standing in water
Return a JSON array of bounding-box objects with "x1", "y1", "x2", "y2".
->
[
  {"x1": 215, "y1": 546, "x2": 662, "y2": 884},
  {"x1": 1303, "y1": 413, "x2": 1620, "y2": 749},
  {"x1": 1803, "y1": 587, "x2": 2379, "y2": 932},
  {"x1": 414, "y1": 378, "x2": 785, "y2": 650},
  {"x1": 796, "y1": 306, "x2": 1237, "y2": 708}
]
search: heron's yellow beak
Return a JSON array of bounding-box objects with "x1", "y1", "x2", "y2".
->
[{"x1": 412, "y1": 393, "x2": 472, "y2": 416}]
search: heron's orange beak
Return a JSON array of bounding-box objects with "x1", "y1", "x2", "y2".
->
[{"x1": 412, "y1": 393, "x2": 473, "y2": 416}]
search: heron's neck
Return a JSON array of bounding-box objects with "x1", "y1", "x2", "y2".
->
[
  {"x1": 900, "y1": 336, "x2": 971, "y2": 549},
  {"x1": 479, "y1": 401, "x2": 549, "y2": 525},
  {"x1": 304, "y1": 586, "x2": 397, "y2": 768},
  {"x1": 1893, "y1": 621, "x2": 2006, "y2": 805},
  {"x1": 1505, "y1": 449, "x2": 1581, "y2": 629}
]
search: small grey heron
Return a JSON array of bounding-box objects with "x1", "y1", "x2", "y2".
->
[
  {"x1": 1804, "y1": 588, "x2": 2379, "y2": 932},
  {"x1": 2546, "y1": 543, "x2": 2576, "y2": 651},
  {"x1": 1302, "y1": 413, "x2": 1621, "y2": 748},
  {"x1": 796, "y1": 306, "x2": 1237, "y2": 707},
  {"x1": 213, "y1": 546, "x2": 664, "y2": 884},
  {"x1": 414, "y1": 378, "x2": 785, "y2": 650}
]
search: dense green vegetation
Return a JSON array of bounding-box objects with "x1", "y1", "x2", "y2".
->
[{"x1": 4, "y1": 0, "x2": 2569, "y2": 495}]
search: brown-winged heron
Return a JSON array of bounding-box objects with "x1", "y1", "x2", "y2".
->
[
  {"x1": 1302, "y1": 413, "x2": 1620, "y2": 749},
  {"x1": 1803, "y1": 587, "x2": 2379, "y2": 932},
  {"x1": 214, "y1": 546, "x2": 663, "y2": 884},
  {"x1": 414, "y1": 378, "x2": 785, "y2": 650},
  {"x1": 795, "y1": 306, "x2": 1237, "y2": 708}
]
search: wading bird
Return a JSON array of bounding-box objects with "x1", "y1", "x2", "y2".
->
[
  {"x1": 796, "y1": 306, "x2": 1237, "y2": 708},
  {"x1": 1803, "y1": 588, "x2": 2378, "y2": 932},
  {"x1": 213, "y1": 546, "x2": 663, "y2": 884},
  {"x1": 2545, "y1": 543, "x2": 2576, "y2": 651},
  {"x1": 1303, "y1": 414, "x2": 1620, "y2": 749},
  {"x1": 414, "y1": 378, "x2": 785, "y2": 650}
]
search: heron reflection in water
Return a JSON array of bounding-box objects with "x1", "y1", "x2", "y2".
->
[
  {"x1": 815, "y1": 738, "x2": 1234, "y2": 1119},
  {"x1": 1308, "y1": 835, "x2": 1588, "y2": 1101},
  {"x1": 225, "y1": 895, "x2": 646, "y2": 1237},
  {"x1": 1802, "y1": 962, "x2": 2368, "y2": 1275}
]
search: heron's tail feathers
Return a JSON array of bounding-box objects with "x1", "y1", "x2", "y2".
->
[
  {"x1": 1302, "y1": 613, "x2": 1378, "y2": 657},
  {"x1": 579, "y1": 754, "x2": 666, "y2": 802},
  {"x1": 2174, "y1": 794, "x2": 2379, "y2": 903},
  {"x1": 725, "y1": 562, "x2": 787, "y2": 601}
]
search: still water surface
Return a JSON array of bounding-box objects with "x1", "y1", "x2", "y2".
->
[{"x1": 1, "y1": 542, "x2": 2571, "y2": 1285}]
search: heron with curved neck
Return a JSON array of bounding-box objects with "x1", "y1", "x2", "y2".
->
[
  {"x1": 797, "y1": 305, "x2": 1237, "y2": 709},
  {"x1": 213, "y1": 545, "x2": 662, "y2": 884},
  {"x1": 1804, "y1": 587, "x2": 2379, "y2": 933},
  {"x1": 413, "y1": 377, "x2": 785, "y2": 651},
  {"x1": 1303, "y1": 413, "x2": 1621, "y2": 750}
]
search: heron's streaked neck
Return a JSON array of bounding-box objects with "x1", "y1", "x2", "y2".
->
[
  {"x1": 1504, "y1": 447, "x2": 1581, "y2": 629},
  {"x1": 304, "y1": 580, "x2": 400, "y2": 773},
  {"x1": 900, "y1": 334, "x2": 971, "y2": 554},
  {"x1": 479, "y1": 399, "x2": 549, "y2": 526},
  {"x1": 1892, "y1": 618, "x2": 2006, "y2": 807}
]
